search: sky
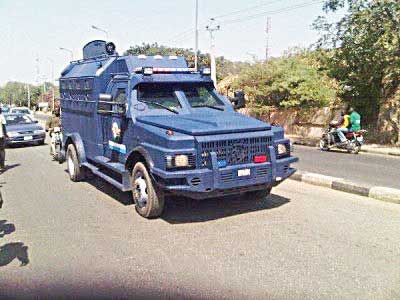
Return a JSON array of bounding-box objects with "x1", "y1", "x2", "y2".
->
[{"x1": 0, "y1": 0, "x2": 343, "y2": 85}]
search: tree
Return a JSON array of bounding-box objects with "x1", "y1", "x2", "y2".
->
[
  {"x1": 230, "y1": 49, "x2": 339, "y2": 110},
  {"x1": 313, "y1": 0, "x2": 400, "y2": 125}
]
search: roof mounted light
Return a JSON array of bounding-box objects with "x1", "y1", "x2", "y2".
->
[
  {"x1": 154, "y1": 55, "x2": 163, "y2": 60},
  {"x1": 201, "y1": 68, "x2": 211, "y2": 75},
  {"x1": 133, "y1": 67, "x2": 196, "y2": 74},
  {"x1": 143, "y1": 67, "x2": 153, "y2": 75},
  {"x1": 138, "y1": 54, "x2": 147, "y2": 59},
  {"x1": 169, "y1": 55, "x2": 178, "y2": 60}
]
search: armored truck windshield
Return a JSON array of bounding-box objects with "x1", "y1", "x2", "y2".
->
[{"x1": 137, "y1": 83, "x2": 226, "y2": 114}]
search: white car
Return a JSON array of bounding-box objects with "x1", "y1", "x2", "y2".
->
[{"x1": 9, "y1": 107, "x2": 33, "y2": 116}]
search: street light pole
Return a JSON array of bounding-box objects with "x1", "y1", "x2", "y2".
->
[
  {"x1": 91, "y1": 25, "x2": 109, "y2": 40},
  {"x1": 206, "y1": 18, "x2": 220, "y2": 86},
  {"x1": 194, "y1": 0, "x2": 199, "y2": 71},
  {"x1": 59, "y1": 47, "x2": 74, "y2": 61}
]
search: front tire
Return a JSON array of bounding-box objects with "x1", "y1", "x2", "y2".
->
[
  {"x1": 66, "y1": 144, "x2": 85, "y2": 182},
  {"x1": 319, "y1": 138, "x2": 329, "y2": 151},
  {"x1": 131, "y1": 162, "x2": 165, "y2": 219}
]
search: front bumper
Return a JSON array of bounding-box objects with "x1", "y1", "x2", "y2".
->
[
  {"x1": 7, "y1": 133, "x2": 45, "y2": 145},
  {"x1": 151, "y1": 147, "x2": 298, "y2": 199}
]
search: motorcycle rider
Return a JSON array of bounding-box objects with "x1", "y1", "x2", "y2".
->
[
  {"x1": 46, "y1": 107, "x2": 62, "y2": 157},
  {"x1": 349, "y1": 107, "x2": 361, "y2": 131},
  {"x1": 336, "y1": 111, "x2": 350, "y2": 143}
]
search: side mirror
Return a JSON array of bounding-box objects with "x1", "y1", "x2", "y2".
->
[
  {"x1": 231, "y1": 90, "x2": 246, "y2": 110},
  {"x1": 34, "y1": 120, "x2": 39, "y2": 123},
  {"x1": 99, "y1": 93, "x2": 112, "y2": 102}
]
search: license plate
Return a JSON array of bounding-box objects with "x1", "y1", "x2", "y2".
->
[
  {"x1": 238, "y1": 168, "x2": 251, "y2": 177},
  {"x1": 23, "y1": 136, "x2": 33, "y2": 141}
]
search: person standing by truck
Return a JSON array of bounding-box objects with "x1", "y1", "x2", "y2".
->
[
  {"x1": 0, "y1": 107, "x2": 8, "y2": 169},
  {"x1": 46, "y1": 107, "x2": 62, "y2": 158}
]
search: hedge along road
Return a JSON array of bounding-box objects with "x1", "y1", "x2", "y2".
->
[
  {"x1": 0, "y1": 142, "x2": 399, "y2": 299},
  {"x1": 293, "y1": 145, "x2": 400, "y2": 189}
]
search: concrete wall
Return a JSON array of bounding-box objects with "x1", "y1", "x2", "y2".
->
[{"x1": 241, "y1": 107, "x2": 339, "y2": 139}]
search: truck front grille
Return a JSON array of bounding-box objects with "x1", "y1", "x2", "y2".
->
[{"x1": 198, "y1": 136, "x2": 273, "y2": 168}]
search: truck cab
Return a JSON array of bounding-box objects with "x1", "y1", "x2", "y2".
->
[{"x1": 59, "y1": 40, "x2": 298, "y2": 218}]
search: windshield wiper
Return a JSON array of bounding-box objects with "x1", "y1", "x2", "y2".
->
[
  {"x1": 192, "y1": 104, "x2": 225, "y2": 111},
  {"x1": 138, "y1": 99, "x2": 179, "y2": 114}
]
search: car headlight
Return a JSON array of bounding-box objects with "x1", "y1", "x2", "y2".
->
[
  {"x1": 277, "y1": 144, "x2": 288, "y2": 155},
  {"x1": 34, "y1": 129, "x2": 45, "y2": 134},
  {"x1": 165, "y1": 154, "x2": 192, "y2": 169},
  {"x1": 7, "y1": 132, "x2": 18, "y2": 138}
]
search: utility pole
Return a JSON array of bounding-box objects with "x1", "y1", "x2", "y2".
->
[
  {"x1": 265, "y1": 17, "x2": 271, "y2": 61},
  {"x1": 206, "y1": 18, "x2": 220, "y2": 86},
  {"x1": 26, "y1": 84, "x2": 31, "y2": 109},
  {"x1": 194, "y1": 0, "x2": 199, "y2": 71}
]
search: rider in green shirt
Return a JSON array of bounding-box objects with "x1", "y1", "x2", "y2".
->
[{"x1": 349, "y1": 107, "x2": 361, "y2": 131}]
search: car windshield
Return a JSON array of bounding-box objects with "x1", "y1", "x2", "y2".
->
[
  {"x1": 13, "y1": 108, "x2": 30, "y2": 114},
  {"x1": 5, "y1": 114, "x2": 34, "y2": 125},
  {"x1": 137, "y1": 83, "x2": 182, "y2": 111},
  {"x1": 181, "y1": 85, "x2": 225, "y2": 108}
]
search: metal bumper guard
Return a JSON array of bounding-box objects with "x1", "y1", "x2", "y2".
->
[{"x1": 151, "y1": 146, "x2": 298, "y2": 199}]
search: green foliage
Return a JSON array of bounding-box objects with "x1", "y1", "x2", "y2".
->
[
  {"x1": 314, "y1": 0, "x2": 400, "y2": 123},
  {"x1": 230, "y1": 49, "x2": 339, "y2": 109},
  {"x1": 0, "y1": 81, "x2": 57, "y2": 108}
]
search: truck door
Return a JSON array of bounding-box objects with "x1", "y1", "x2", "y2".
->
[{"x1": 98, "y1": 82, "x2": 128, "y2": 161}]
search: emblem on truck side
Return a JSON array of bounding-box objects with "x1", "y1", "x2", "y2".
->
[{"x1": 112, "y1": 122, "x2": 121, "y2": 142}]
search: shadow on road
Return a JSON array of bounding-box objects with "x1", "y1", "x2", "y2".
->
[
  {"x1": 86, "y1": 177, "x2": 133, "y2": 206},
  {"x1": 0, "y1": 220, "x2": 16, "y2": 238},
  {"x1": 0, "y1": 220, "x2": 30, "y2": 267},
  {"x1": 0, "y1": 163, "x2": 20, "y2": 175},
  {"x1": 74, "y1": 173, "x2": 290, "y2": 222},
  {"x1": 161, "y1": 193, "x2": 290, "y2": 224},
  {"x1": 0, "y1": 242, "x2": 29, "y2": 267}
]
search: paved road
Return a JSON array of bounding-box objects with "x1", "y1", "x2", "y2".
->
[
  {"x1": 293, "y1": 145, "x2": 400, "y2": 189},
  {"x1": 0, "y1": 143, "x2": 399, "y2": 299}
]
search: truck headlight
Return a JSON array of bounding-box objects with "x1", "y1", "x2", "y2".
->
[
  {"x1": 175, "y1": 155, "x2": 189, "y2": 167},
  {"x1": 165, "y1": 154, "x2": 192, "y2": 169},
  {"x1": 277, "y1": 144, "x2": 288, "y2": 155}
]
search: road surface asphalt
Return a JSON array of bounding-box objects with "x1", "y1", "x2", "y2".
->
[
  {"x1": 0, "y1": 142, "x2": 399, "y2": 299},
  {"x1": 293, "y1": 145, "x2": 400, "y2": 189}
]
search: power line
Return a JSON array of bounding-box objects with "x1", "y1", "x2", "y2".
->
[
  {"x1": 220, "y1": 0, "x2": 324, "y2": 26},
  {"x1": 212, "y1": 0, "x2": 285, "y2": 20}
]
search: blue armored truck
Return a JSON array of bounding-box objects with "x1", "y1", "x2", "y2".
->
[{"x1": 58, "y1": 40, "x2": 298, "y2": 218}]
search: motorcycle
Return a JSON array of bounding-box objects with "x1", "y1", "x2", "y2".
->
[
  {"x1": 319, "y1": 122, "x2": 367, "y2": 154},
  {"x1": 50, "y1": 126, "x2": 62, "y2": 161}
]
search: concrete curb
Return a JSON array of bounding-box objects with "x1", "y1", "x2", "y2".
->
[
  {"x1": 289, "y1": 136, "x2": 400, "y2": 157},
  {"x1": 291, "y1": 171, "x2": 400, "y2": 204}
]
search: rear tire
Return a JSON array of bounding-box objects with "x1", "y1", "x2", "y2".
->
[
  {"x1": 131, "y1": 162, "x2": 165, "y2": 219},
  {"x1": 66, "y1": 144, "x2": 85, "y2": 182}
]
